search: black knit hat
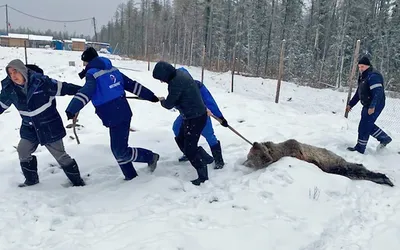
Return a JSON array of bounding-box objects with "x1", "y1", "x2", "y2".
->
[
  {"x1": 358, "y1": 56, "x2": 371, "y2": 66},
  {"x1": 81, "y1": 47, "x2": 98, "y2": 62}
]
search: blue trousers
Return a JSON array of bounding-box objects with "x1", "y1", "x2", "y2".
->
[
  {"x1": 354, "y1": 105, "x2": 391, "y2": 153},
  {"x1": 109, "y1": 121, "x2": 154, "y2": 179},
  {"x1": 173, "y1": 115, "x2": 218, "y2": 148}
]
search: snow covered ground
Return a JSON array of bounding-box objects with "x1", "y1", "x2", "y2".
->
[{"x1": 0, "y1": 46, "x2": 399, "y2": 250}]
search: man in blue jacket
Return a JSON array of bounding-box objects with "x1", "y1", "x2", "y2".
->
[
  {"x1": 172, "y1": 67, "x2": 228, "y2": 169},
  {"x1": 0, "y1": 59, "x2": 85, "y2": 187},
  {"x1": 346, "y1": 56, "x2": 392, "y2": 154},
  {"x1": 66, "y1": 47, "x2": 160, "y2": 181}
]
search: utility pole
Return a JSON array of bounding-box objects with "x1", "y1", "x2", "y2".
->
[
  {"x1": 6, "y1": 4, "x2": 9, "y2": 35},
  {"x1": 92, "y1": 17, "x2": 98, "y2": 42}
]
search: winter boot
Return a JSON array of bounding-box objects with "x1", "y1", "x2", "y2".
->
[
  {"x1": 119, "y1": 162, "x2": 138, "y2": 180},
  {"x1": 130, "y1": 148, "x2": 159, "y2": 172},
  {"x1": 191, "y1": 166, "x2": 209, "y2": 186},
  {"x1": 198, "y1": 147, "x2": 214, "y2": 165},
  {"x1": 377, "y1": 137, "x2": 392, "y2": 151},
  {"x1": 18, "y1": 155, "x2": 39, "y2": 187},
  {"x1": 347, "y1": 144, "x2": 365, "y2": 154},
  {"x1": 210, "y1": 141, "x2": 225, "y2": 169},
  {"x1": 190, "y1": 147, "x2": 209, "y2": 186},
  {"x1": 148, "y1": 153, "x2": 160, "y2": 172},
  {"x1": 178, "y1": 154, "x2": 189, "y2": 162},
  {"x1": 61, "y1": 159, "x2": 85, "y2": 186}
]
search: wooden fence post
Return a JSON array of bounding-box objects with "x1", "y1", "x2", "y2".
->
[
  {"x1": 24, "y1": 40, "x2": 28, "y2": 64},
  {"x1": 231, "y1": 57, "x2": 236, "y2": 93},
  {"x1": 162, "y1": 42, "x2": 165, "y2": 60},
  {"x1": 231, "y1": 42, "x2": 237, "y2": 93},
  {"x1": 275, "y1": 39, "x2": 286, "y2": 104},
  {"x1": 174, "y1": 43, "x2": 177, "y2": 68},
  {"x1": 147, "y1": 44, "x2": 150, "y2": 71},
  {"x1": 344, "y1": 39, "x2": 361, "y2": 118},
  {"x1": 201, "y1": 45, "x2": 206, "y2": 83}
]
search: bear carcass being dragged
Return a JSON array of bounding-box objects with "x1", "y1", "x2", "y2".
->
[{"x1": 243, "y1": 139, "x2": 394, "y2": 187}]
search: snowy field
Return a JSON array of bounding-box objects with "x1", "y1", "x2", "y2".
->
[{"x1": 0, "y1": 47, "x2": 399, "y2": 250}]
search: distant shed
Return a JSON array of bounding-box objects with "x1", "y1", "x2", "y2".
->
[
  {"x1": 71, "y1": 38, "x2": 86, "y2": 51},
  {"x1": 28, "y1": 34, "x2": 53, "y2": 48},
  {"x1": 0, "y1": 33, "x2": 53, "y2": 48},
  {"x1": 63, "y1": 40, "x2": 72, "y2": 50},
  {"x1": 2, "y1": 33, "x2": 28, "y2": 47},
  {"x1": 86, "y1": 41, "x2": 110, "y2": 51},
  {"x1": 53, "y1": 40, "x2": 64, "y2": 50}
]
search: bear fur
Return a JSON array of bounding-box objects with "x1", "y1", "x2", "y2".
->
[{"x1": 243, "y1": 139, "x2": 394, "y2": 187}]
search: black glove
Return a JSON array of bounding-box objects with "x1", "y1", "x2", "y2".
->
[
  {"x1": 78, "y1": 69, "x2": 87, "y2": 79},
  {"x1": 150, "y1": 95, "x2": 159, "y2": 103},
  {"x1": 66, "y1": 111, "x2": 75, "y2": 120},
  {"x1": 219, "y1": 117, "x2": 228, "y2": 127}
]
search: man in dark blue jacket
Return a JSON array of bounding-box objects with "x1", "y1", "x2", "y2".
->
[
  {"x1": 172, "y1": 67, "x2": 228, "y2": 169},
  {"x1": 66, "y1": 47, "x2": 160, "y2": 181},
  {"x1": 346, "y1": 56, "x2": 392, "y2": 154},
  {"x1": 153, "y1": 61, "x2": 214, "y2": 186},
  {"x1": 0, "y1": 59, "x2": 85, "y2": 187}
]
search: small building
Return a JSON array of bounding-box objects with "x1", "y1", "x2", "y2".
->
[
  {"x1": 71, "y1": 38, "x2": 86, "y2": 51},
  {"x1": 0, "y1": 33, "x2": 53, "y2": 48},
  {"x1": 86, "y1": 41, "x2": 110, "y2": 51},
  {"x1": 0, "y1": 35, "x2": 9, "y2": 46},
  {"x1": 53, "y1": 40, "x2": 64, "y2": 50},
  {"x1": 63, "y1": 40, "x2": 73, "y2": 51},
  {"x1": 28, "y1": 34, "x2": 53, "y2": 48},
  {"x1": 0, "y1": 33, "x2": 28, "y2": 47}
]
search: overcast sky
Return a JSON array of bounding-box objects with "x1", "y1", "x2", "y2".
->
[{"x1": 0, "y1": 0, "x2": 130, "y2": 38}]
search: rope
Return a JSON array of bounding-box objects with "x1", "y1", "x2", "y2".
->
[
  {"x1": 209, "y1": 113, "x2": 253, "y2": 146},
  {"x1": 72, "y1": 112, "x2": 80, "y2": 145}
]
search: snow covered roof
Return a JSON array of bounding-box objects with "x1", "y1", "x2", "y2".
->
[
  {"x1": 28, "y1": 35, "x2": 53, "y2": 41},
  {"x1": 71, "y1": 38, "x2": 86, "y2": 43},
  {"x1": 2, "y1": 33, "x2": 53, "y2": 41},
  {"x1": 86, "y1": 41, "x2": 110, "y2": 46},
  {"x1": 7, "y1": 33, "x2": 28, "y2": 39}
]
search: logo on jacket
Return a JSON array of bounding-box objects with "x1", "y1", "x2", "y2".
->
[
  {"x1": 109, "y1": 74, "x2": 121, "y2": 89},
  {"x1": 110, "y1": 74, "x2": 117, "y2": 83}
]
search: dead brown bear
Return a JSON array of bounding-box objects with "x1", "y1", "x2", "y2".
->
[{"x1": 243, "y1": 139, "x2": 394, "y2": 187}]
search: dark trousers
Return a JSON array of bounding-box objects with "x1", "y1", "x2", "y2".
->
[
  {"x1": 173, "y1": 115, "x2": 218, "y2": 148},
  {"x1": 175, "y1": 113, "x2": 208, "y2": 168},
  {"x1": 109, "y1": 121, "x2": 154, "y2": 179}
]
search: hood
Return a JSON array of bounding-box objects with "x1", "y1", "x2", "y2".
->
[
  {"x1": 6, "y1": 59, "x2": 28, "y2": 83},
  {"x1": 152, "y1": 61, "x2": 176, "y2": 83},
  {"x1": 79, "y1": 56, "x2": 113, "y2": 79},
  {"x1": 86, "y1": 56, "x2": 113, "y2": 71}
]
